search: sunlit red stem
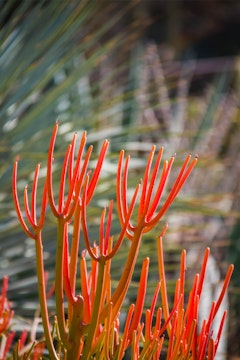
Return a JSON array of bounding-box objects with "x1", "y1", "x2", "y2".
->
[
  {"x1": 118, "y1": 304, "x2": 135, "y2": 359},
  {"x1": 67, "y1": 296, "x2": 84, "y2": 360},
  {"x1": 107, "y1": 223, "x2": 145, "y2": 321},
  {"x1": 212, "y1": 264, "x2": 234, "y2": 319},
  {"x1": 12, "y1": 123, "x2": 234, "y2": 359},
  {"x1": 146, "y1": 282, "x2": 161, "y2": 340},
  {"x1": 105, "y1": 150, "x2": 195, "y2": 324},
  {"x1": 81, "y1": 175, "x2": 141, "y2": 262},
  {"x1": 117, "y1": 147, "x2": 198, "y2": 240},
  {"x1": 81, "y1": 261, "x2": 107, "y2": 360},
  {"x1": 116, "y1": 150, "x2": 136, "y2": 236},
  {"x1": 55, "y1": 218, "x2": 72, "y2": 350},
  {"x1": 46, "y1": 124, "x2": 110, "y2": 355},
  {"x1": 12, "y1": 159, "x2": 57, "y2": 358},
  {"x1": 127, "y1": 257, "x2": 149, "y2": 341},
  {"x1": 139, "y1": 146, "x2": 164, "y2": 218},
  {"x1": 63, "y1": 224, "x2": 78, "y2": 305},
  {"x1": 13, "y1": 160, "x2": 48, "y2": 236},
  {"x1": 47, "y1": 123, "x2": 86, "y2": 219},
  {"x1": 214, "y1": 310, "x2": 227, "y2": 356},
  {"x1": 34, "y1": 233, "x2": 59, "y2": 360},
  {"x1": 146, "y1": 154, "x2": 198, "y2": 230},
  {"x1": 69, "y1": 203, "x2": 81, "y2": 317},
  {"x1": 157, "y1": 236, "x2": 171, "y2": 336}
]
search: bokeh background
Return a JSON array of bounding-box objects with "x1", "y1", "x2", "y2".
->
[{"x1": 1, "y1": 1, "x2": 240, "y2": 358}]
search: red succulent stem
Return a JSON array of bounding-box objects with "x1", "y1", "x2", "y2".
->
[
  {"x1": 12, "y1": 123, "x2": 234, "y2": 360},
  {"x1": 65, "y1": 145, "x2": 92, "y2": 222},
  {"x1": 212, "y1": 264, "x2": 234, "y2": 319},
  {"x1": 24, "y1": 185, "x2": 36, "y2": 228},
  {"x1": 35, "y1": 231, "x2": 59, "y2": 360},
  {"x1": 117, "y1": 151, "x2": 135, "y2": 234},
  {"x1": 146, "y1": 155, "x2": 198, "y2": 229},
  {"x1": 147, "y1": 282, "x2": 161, "y2": 340},
  {"x1": 141, "y1": 146, "x2": 164, "y2": 217},
  {"x1": 63, "y1": 223, "x2": 78, "y2": 305},
  {"x1": 12, "y1": 161, "x2": 35, "y2": 239},
  {"x1": 81, "y1": 260, "x2": 107, "y2": 360},
  {"x1": 104, "y1": 182, "x2": 141, "y2": 260},
  {"x1": 214, "y1": 310, "x2": 227, "y2": 355},
  {"x1": 55, "y1": 218, "x2": 72, "y2": 350},
  {"x1": 86, "y1": 139, "x2": 109, "y2": 204},
  {"x1": 157, "y1": 236, "x2": 171, "y2": 336},
  {"x1": 106, "y1": 222, "x2": 145, "y2": 320},
  {"x1": 118, "y1": 304, "x2": 135, "y2": 358},
  {"x1": 127, "y1": 257, "x2": 149, "y2": 341},
  {"x1": 153, "y1": 307, "x2": 162, "y2": 339},
  {"x1": 38, "y1": 180, "x2": 48, "y2": 229},
  {"x1": 12, "y1": 158, "x2": 57, "y2": 358},
  {"x1": 145, "y1": 158, "x2": 171, "y2": 222},
  {"x1": 81, "y1": 175, "x2": 101, "y2": 261},
  {"x1": 139, "y1": 146, "x2": 155, "y2": 215},
  {"x1": 69, "y1": 203, "x2": 81, "y2": 301},
  {"x1": 58, "y1": 144, "x2": 72, "y2": 214},
  {"x1": 80, "y1": 254, "x2": 92, "y2": 324},
  {"x1": 31, "y1": 163, "x2": 40, "y2": 224},
  {"x1": 197, "y1": 247, "x2": 210, "y2": 296},
  {"x1": 47, "y1": 123, "x2": 59, "y2": 217}
]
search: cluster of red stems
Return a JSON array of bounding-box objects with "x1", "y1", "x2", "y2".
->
[{"x1": 0, "y1": 122, "x2": 232, "y2": 359}]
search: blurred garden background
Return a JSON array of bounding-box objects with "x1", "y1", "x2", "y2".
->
[{"x1": 0, "y1": 0, "x2": 240, "y2": 358}]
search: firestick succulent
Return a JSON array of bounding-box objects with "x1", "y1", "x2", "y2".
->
[{"x1": 10, "y1": 122, "x2": 233, "y2": 359}]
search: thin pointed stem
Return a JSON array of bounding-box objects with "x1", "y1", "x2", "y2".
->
[
  {"x1": 213, "y1": 264, "x2": 234, "y2": 318},
  {"x1": 65, "y1": 146, "x2": 92, "y2": 222},
  {"x1": 12, "y1": 161, "x2": 35, "y2": 239},
  {"x1": 116, "y1": 150, "x2": 126, "y2": 227},
  {"x1": 157, "y1": 236, "x2": 171, "y2": 336},
  {"x1": 81, "y1": 175, "x2": 101, "y2": 261},
  {"x1": 147, "y1": 156, "x2": 198, "y2": 228},
  {"x1": 24, "y1": 186, "x2": 36, "y2": 228},
  {"x1": 128, "y1": 258, "x2": 149, "y2": 341},
  {"x1": 31, "y1": 164, "x2": 41, "y2": 224},
  {"x1": 142, "y1": 147, "x2": 163, "y2": 217},
  {"x1": 64, "y1": 133, "x2": 89, "y2": 218},
  {"x1": 69, "y1": 203, "x2": 81, "y2": 299},
  {"x1": 139, "y1": 146, "x2": 155, "y2": 217},
  {"x1": 58, "y1": 144, "x2": 72, "y2": 214},
  {"x1": 86, "y1": 140, "x2": 109, "y2": 204},
  {"x1": 55, "y1": 218, "x2": 72, "y2": 350},
  {"x1": 47, "y1": 123, "x2": 59, "y2": 217},
  {"x1": 105, "y1": 182, "x2": 141, "y2": 260}
]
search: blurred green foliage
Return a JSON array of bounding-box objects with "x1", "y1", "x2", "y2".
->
[{"x1": 0, "y1": 0, "x2": 240, "y2": 356}]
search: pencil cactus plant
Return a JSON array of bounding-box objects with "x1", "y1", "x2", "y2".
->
[{"x1": 9, "y1": 122, "x2": 233, "y2": 359}]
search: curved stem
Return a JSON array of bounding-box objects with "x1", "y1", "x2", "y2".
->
[{"x1": 35, "y1": 232, "x2": 59, "y2": 360}]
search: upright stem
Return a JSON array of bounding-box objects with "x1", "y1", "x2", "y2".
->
[
  {"x1": 55, "y1": 218, "x2": 72, "y2": 350},
  {"x1": 102, "y1": 220, "x2": 145, "y2": 321},
  {"x1": 67, "y1": 296, "x2": 84, "y2": 360},
  {"x1": 35, "y1": 232, "x2": 59, "y2": 360},
  {"x1": 157, "y1": 236, "x2": 171, "y2": 337},
  {"x1": 69, "y1": 204, "x2": 81, "y2": 322},
  {"x1": 81, "y1": 260, "x2": 106, "y2": 360}
]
